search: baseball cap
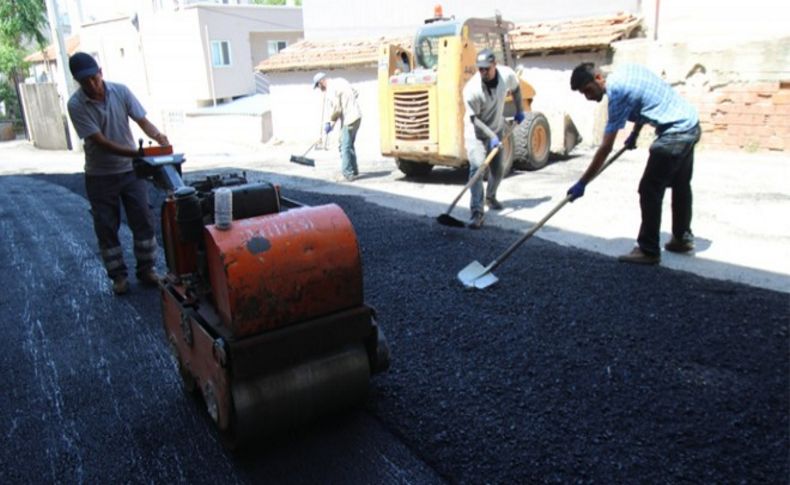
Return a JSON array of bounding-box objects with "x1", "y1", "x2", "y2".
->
[
  {"x1": 69, "y1": 52, "x2": 100, "y2": 81},
  {"x1": 313, "y1": 72, "x2": 326, "y2": 88},
  {"x1": 475, "y1": 49, "x2": 496, "y2": 69}
]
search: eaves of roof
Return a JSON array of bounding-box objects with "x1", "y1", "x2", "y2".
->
[
  {"x1": 257, "y1": 13, "x2": 642, "y2": 73},
  {"x1": 24, "y1": 35, "x2": 81, "y2": 64}
]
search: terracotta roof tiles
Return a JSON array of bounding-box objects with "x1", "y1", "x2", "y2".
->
[
  {"x1": 25, "y1": 35, "x2": 80, "y2": 63},
  {"x1": 257, "y1": 13, "x2": 643, "y2": 73}
]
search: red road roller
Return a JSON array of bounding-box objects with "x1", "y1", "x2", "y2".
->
[{"x1": 135, "y1": 150, "x2": 389, "y2": 447}]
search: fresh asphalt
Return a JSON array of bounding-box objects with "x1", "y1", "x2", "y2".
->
[{"x1": 0, "y1": 164, "x2": 787, "y2": 483}]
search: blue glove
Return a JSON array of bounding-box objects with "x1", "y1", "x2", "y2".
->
[
  {"x1": 514, "y1": 111, "x2": 525, "y2": 125},
  {"x1": 488, "y1": 135, "x2": 500, "y2": 151},
  {"x1": 624, "y1": 131, "x2": 638, "y2": 150},
  {"x1": 324, "y1": 122, "x2": 333, "y2": 134},
  {"x1": 567, "y1": 180, "x2": 586, "y2": 202}
]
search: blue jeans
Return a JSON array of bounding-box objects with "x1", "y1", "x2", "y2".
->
[
  {"x1": 637, "y1": 124, "x2": 701, "y2": 255},
  {"x1": 339, "y1": 119, "x2": 361, "y2": 178},
  {"x1": 468, "y1": 132, "x2": 504, "y2": 214}
]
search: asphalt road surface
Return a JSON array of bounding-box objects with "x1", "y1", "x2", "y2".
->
[{"x1": 1, "y1": 170, "x2": 787, "y2": 484}]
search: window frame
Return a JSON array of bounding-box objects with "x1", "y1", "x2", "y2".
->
[{"x1": 210, "y1": 40, "x2": 232, "y2": 68}]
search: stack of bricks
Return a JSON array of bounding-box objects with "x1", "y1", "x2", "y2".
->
[{"x1": 677, "y1": 81, "x2": 790, "y2": 152}]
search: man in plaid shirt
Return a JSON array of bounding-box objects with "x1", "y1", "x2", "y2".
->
[{"x1": 567, "y1": 62, "x2": 701, "y2": 265}]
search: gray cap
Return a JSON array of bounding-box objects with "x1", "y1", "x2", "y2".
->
[
  {"x1": 313, "y1": 72, "x2": 326, "y2": 88},
  {"x1": 475, "y1": 49, "x2": 496, "y2": 69}
]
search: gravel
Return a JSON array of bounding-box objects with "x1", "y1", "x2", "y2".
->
[{"x1": 24, "y1": 171, "x2": 790, "y2": 483}]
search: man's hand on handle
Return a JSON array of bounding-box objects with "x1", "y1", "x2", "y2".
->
[
  {"x1": 567, "y1": 180, "x2": 586, "y2": 202},
  {"x1": 488, "y1": 135, "x2": 500, "y2": 151}
]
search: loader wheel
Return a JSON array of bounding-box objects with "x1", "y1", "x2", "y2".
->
[
  {"x1": 396, "y1": 158, "x2": 433, "y2": 177},
  {"x1": 513, "y1": 112, "x2": 551, "y2": 171}
]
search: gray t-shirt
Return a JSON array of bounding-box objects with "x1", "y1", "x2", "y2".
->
[
  {"x1": 67, "y1": 81, "x2": 146, "y2": 176},
  {"x1": 463, "y1": 65, "x2": 519, "y2": 141}
]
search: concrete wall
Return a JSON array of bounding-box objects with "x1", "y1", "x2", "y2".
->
[
  {"x1": 640, "y1": 0, "x2": 788, "y2": 46},
  {"x1": 612, "y1": 36, "x2": 790, "y2": 152},
  {"x1": 19, "y1": 83, "x2": 69, "y2": 150},
  {"x1": 301, "y1": 0, "x2": 639, "y2": 40},
  {"x1": 250, "y1": 32, "x2": 303, "y2": 67},
  {"x1": 515, "y1": 51, "x2": 610, "y2": 149}
]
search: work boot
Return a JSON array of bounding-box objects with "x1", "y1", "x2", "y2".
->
[
  {"x1": 468, "y1": 211, "x2": 485, "y2": 230},
  {"x1": 664, "y1": 234, "x2": 695, "y2": 253},
  {"x1": 136, "y1": 268, "x2": 161, "y2": 287},
  {"x1": 112, "y1": 276, "x2": 130, "y2": 295},
  {"x1": 485, "y1": 197, "x2": 504, "y2": 210},
  {"x1": 617, "y1": 247, "x2": 660, "y2": 265}
]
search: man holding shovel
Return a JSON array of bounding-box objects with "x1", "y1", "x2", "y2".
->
[
  {"x1": 463, "y1": 49, "x2": 524, "y2": 229},
  {"x1": 313, "y1": 72, "x2": 362, "y2": 182},
  {"x1": 567, "y1": 62, "x2": 700, "y2": 264}
]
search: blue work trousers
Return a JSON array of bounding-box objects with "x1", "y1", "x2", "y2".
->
[{"x1": 84, "y1": 171, "x2": 157, "y2": 279}]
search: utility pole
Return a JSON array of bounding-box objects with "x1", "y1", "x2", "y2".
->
[{"x1": 44, "y1": 0, "x2": 80, "y2": 151}]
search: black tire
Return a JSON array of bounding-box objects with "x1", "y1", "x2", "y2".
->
[
  {"x1": 483, "y1": 131, "x2": 514, "y2": 181},
  {"x1": 396, "y1": 158, "x2": 433, "y2": 177},
  {"x1": 513, "y1": 112, "x2": 551, "y2": 171}
]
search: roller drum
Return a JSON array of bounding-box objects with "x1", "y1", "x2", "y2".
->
[{"x1": 227, "y1": 344, "x2": 371, "y2": 445}]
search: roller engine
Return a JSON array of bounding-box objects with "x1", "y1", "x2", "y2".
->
[{"x1": 134, "y1": 148, "x2": 390, "y2": 447}]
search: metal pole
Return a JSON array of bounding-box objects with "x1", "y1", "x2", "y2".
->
[
  {"x1": 204, "y1": 24, "x2": 217, "y2": 107},
  {"x1": 44, "y1": 0, "x2": 80, "y2": 150}
]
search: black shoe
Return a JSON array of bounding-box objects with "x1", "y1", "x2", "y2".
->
[
  {"x1": 617, "y1": 247, "x2": 660, "y2": 265},
  {"x1": 664, "y1": 236, "x2": 694, "y2": 253},
  {"x1": 112, "y1": 276, "x2": 130, "y2": 295},
  {"x1": 468, "y1": 211, "x2": 485, "y2": 230},
  {"x1": 136, "y1": 269, "x2": 161, "y2": 286},
  {"x1": 485, "y1": 197, "x2": 504, "y2": 210}
]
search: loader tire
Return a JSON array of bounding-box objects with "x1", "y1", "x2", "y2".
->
[
  {"x1": 396, "y1": 158, "x2": 433, "y2": 177},
  {"x1": 513, "y1": 112, "x2": 551, "y2": 171}
]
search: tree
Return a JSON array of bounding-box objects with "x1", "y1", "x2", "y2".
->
[{"x1": 0, "y1": 0, "x2": 48, "y2": 124}]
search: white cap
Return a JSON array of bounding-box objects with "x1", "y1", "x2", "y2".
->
[{"x1": 313, "y1": 72, "x2": 326, "y2": 88}]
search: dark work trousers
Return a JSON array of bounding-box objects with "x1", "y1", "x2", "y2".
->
[
  {"x1": 84, "y1": 171, "x2": 157, "y2": 280},
  {"x1": 637, "y1": 125, "x2": 702, "y2": 256}
]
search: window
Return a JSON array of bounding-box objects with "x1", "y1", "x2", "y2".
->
[
  {"x1": 211, "y1": 40, "x2": 232, "y2": 67},
  {"x1": 267, "y1": 40, "x2": 287, "y2": 56}
]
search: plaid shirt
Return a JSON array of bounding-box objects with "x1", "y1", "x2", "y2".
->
[{"x1": 605, "y1": 64, "x2": 698, "y2": 135}]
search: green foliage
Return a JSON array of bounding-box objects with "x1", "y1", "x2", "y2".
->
[
  {"x1": 0, "y1": 0, "x2": 48, "y2": 47},
  {"x1": 0, "y1": 0, "x2": 48, "y2": 121}
]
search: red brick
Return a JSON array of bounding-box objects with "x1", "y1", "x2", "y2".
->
[
  {"x1": 747, "y1": 81, "x2": 780, "y2": 95},
  {"x1": 772, "y1": 89, "x2": 790, "y2": 104},
  {"x1": 767, "y1": 135, "x2": 785, "y2": 150}
]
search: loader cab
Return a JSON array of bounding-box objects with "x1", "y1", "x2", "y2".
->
[{"x1": 413, "y1": 17, "x2": 514, "y2": 72}]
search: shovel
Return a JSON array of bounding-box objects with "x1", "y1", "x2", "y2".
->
[
  {"x1": 437, "y1": 124, "x2": 515, "y2": 227},
  {"x1": 458, "y1": 146, "x2": 628, "y2": 289},
  {"x1": 289, "y1": 138, "x2": 321, "y2": 167}
]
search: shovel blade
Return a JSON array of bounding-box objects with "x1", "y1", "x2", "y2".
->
[
  {"x1": 436, "y1": 213, "x2": 466, "y2": 228},
  {"x1": 457, "y1": 260, "x2": 499, "y2": 289}
]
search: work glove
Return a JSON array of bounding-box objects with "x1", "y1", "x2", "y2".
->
[
  {"x1": 624, "y1": 131, "x2": 638, "y2": 150},
  {"x1": 567, "y1": 180, "x2": 586, "y2": 202},
  {"x1": 488, "y1": 135, "x2": 500, "y2": 151},
  {"x1": 324, "y1": 122, "x2": 333, "y2": 134},
  {"x1": 514, "y1": 111, "x2": 525, "y2": 125}
]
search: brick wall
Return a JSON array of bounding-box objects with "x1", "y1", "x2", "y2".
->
[{"x1": 678, "y1": 81, "x2": 790, "y2": 152}]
